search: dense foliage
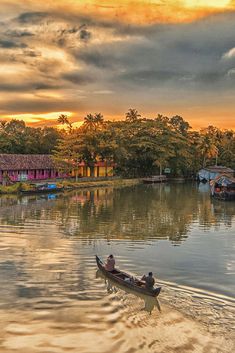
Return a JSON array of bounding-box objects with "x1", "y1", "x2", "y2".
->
[
  {"x1": 0, "y1": 120, "x2": 62, "y2": 154},
  {"x1": 53, "y1": 111, "x2": 235, "y2": 177},
  {"x1": 1, "y1": 113, "x2": 234, "y2": 177}
]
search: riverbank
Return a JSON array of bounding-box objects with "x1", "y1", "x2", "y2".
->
[{"x1": 0, "y1": 178, "x2": 141, "y2": 195}]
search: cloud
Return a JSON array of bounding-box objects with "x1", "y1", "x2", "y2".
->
[
  {"x1": 5, "y1": 30, "x2": 34, "y2": 37},
  {"x1": 16, "y1": 11, "x2": 49, "y2": 23},
  {"x1": 0, "y1": 3, "x2": 235, "y2": 128},
  {"x1": 62, "y1": 71, "x2": 95, "y2": 85},
  {"x1": 0, "y1": 39, "x2": 27, "y2": 48},
  {"x1": 223, "y1": 47, "x2": 235, "y2": 59},
  {"x1": 0, "y1": 96, "x2": 84, "y2": 115},
  {"x1": 0, "y1": 82, "x2": 62, "y2": 92},
  {"x1": 79, "y1": 28, "x2": 92, "y2": 42},
  {"x1": 120, "y1": 70, "x2": 182, "y2": 84},
  {"x1": 227, "y1": 68, "x2": 235, "y2": 77}
]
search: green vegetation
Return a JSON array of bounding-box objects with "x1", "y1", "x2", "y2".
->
[
  {"x1": 60, "y1": 178, "x2": 140, "y2": 190},
  {"x1": 0, "y1": 179, "x2": 140, "y2": 194},
  {"x1": 1, "y1": 112, "x2": 235, "y2": 180},
  {"x1": 0, "y1": 119, "x2": 62, "y2": 154},
  {"x1": 54, "y1": 111, "x2": 235, "y2": 178},
  {"x1": 0, "y1": 182, "x2": 21, "y2": 194}
]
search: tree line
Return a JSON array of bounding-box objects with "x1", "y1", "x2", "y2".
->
[
  {"x1": 1, "y1": 111, "x2": 235, "y2": 177},
  {"x1": 55, "y1": 110, "x2": 235, "y2": 177},
  {"x1": 0, "y1": 120, "x2": 61, "y2": 154}
]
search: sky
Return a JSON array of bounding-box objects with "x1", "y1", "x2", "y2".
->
[{"x1": 0, "y1": 0, "x2": 235, "y2": 129}]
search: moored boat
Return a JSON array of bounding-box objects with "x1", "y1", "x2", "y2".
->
[
  {"x1": 142, "y1": 175, "x2": 167, "y2": 184},
  {"x1": 210, "y1": 174, "x2": 235, "y2": 201},
  {"x1": 21, "y1": 182, "x2": 64, "y2": 194},
  {"x1": 96, "y1": 255, "x2": 161, "y2": 297}
]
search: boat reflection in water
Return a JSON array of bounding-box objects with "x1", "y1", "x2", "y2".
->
[{"x1": 96, "y1": 269, "x2": 161, "y2": 314}]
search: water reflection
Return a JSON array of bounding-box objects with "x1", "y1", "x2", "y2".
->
[
  {"x1": 0, "y1": 183, "x2": 234, "y2": 242},
  {"x1": 96, "y1": 269, "x2": 161, "y2": 314},
  {"x1": 0, "y1": 184, "x2": 234, "y2": 352}
]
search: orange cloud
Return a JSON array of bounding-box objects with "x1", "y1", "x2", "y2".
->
[
  {"x1": 0, "y1": 0, "x2": 235, "y2": 130},
  {"x1": 53, "y1": 0, "x2": 234, "y2": 24},
  {"x1": 2, "y1": 0, "x2": 232, "y2": 25}
]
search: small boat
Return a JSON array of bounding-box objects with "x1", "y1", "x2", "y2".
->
[
  {"x1": 96, "y1": 269, "x2": 161, "y2": 313},
  {"x1": 142, "y1": 175, "x2": 167, "y2": 184},
  {"x1": 96, "y1": 255, "x2": 161, "y2": 297},
  {"x1": 21, "y1": 182, "x2": 64, "y2": 194}
]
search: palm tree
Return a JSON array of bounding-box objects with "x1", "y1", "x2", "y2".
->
[
  {"x1": 58, "y1": 114, "x2": 72, "y2": 132},
  {"x1": 125, "y1": 109, "x2": 141, "y2": 123},
  {"x1": 0, "y1": 120, "x2": 7, "y2": 131},
  {"x1": 94, "y1": 113, "x2": 105, "y2": 128},
  {"x1": 83, "y1": 114, "x2": 96, "y2": 131},
  {"x1": 198, "y1": 135, "x2": 218, "y2": 167},
  {"x1": 83, "y1": 113, "x2": 105, "y2": 131}
]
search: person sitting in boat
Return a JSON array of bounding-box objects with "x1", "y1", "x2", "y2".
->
[
  {"x1": 141, "y1": 272, "x2": 155, "y2": 288},
  {"x1": 105, "y1": 254, "x2": 115, "y2": 272}
]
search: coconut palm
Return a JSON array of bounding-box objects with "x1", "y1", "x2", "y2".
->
[
  {"x1": 83, "y1": 113, "x2": 105, "y2": 131},
  {"x1": 83, "y1": 114, "x2": 96, "y2": 131},
  {"x1": 125, "y1": 109, "x2": 141, "y2": 123},
  {"x1": 197, "y1": 134, "x2": 218, "y2": 167},
  {"x1": 58, "y1": 114, "x2": 73, "y2": 131},
  {"x1": 94, "y1": 113, "x2": 105, "y2": 128}
]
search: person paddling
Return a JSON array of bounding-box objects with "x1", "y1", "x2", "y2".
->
[
  {"x1": 105, "y1": 254, "x2": 115, "y2": 272},
  {"x1": 141, "y1": 272, "x2": 155, "y2": 289}
]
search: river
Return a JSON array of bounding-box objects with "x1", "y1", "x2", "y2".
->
[{"x1": 0, "y1": 182, "x2": 234, "y2": 352}]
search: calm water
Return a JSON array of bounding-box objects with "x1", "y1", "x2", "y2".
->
[{"x1": 0, "y1": 183, "x2": 234, "y2": 352}]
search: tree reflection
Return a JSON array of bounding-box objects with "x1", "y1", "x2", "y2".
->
[{"x1": 0, "y1": 183, "x2": 234, "y2": 244}]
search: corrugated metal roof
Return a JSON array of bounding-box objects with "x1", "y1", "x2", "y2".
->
[{"x1": 202, "y1": 165, "x2": 234, "y2": 173}]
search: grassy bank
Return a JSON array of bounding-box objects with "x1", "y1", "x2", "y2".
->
[
  {"x1": 0, "y1": 183, "x2": 22, "y2": 194},
  {"x1": 0, "y1": 178, "x2": 141, "y2": 195},
  {"x1": 61, "y1": 178, "x2": 141, "y2": 190}
]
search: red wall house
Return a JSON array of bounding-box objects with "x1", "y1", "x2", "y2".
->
[
  {"x1": 0, "y1": 154, "x2": 66, "y2": 183},
  {"x1": 0, "y1": 154, "x2": 115, "y2": 183}
]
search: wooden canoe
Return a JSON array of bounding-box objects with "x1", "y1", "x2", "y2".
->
[{"x1": 96, "y1": 255, "x2": 161, "y2": 297}]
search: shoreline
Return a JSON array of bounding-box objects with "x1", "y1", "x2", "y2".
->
[
  {"x1": 0, "y1": 178, "x2": 141, "y2": 195},
  {"x1": 0, "y1": 177, "x2": 196, "y2": 195}
]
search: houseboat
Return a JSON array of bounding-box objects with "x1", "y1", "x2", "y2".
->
[
  {"x1": 198, "y1": 166, "x2": 234, "y2": 183},
  {"x1": 210, "y1": 174, "x2": 235, "y2": 201}
]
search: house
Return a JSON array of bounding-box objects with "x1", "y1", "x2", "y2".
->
[
  {"x1": 198, "y1": 166, "x2": 234, "y2": 182},
  {"x1": 0, "y1": 154, "x2": 61, "y2": 183},
  {"x1": 72, "y1": 161, "x2": 114, "y2": 178},
  {"x1": 0, "y1": 154, "x2": 114, "y2": 184}
]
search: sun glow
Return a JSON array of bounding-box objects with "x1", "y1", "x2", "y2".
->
[
  {"x1": 2, "y1": 112, "x2": 72, "y2": 125},
  {"x1": 184, "y1": 0, "x2": 231, "y2": 8}
]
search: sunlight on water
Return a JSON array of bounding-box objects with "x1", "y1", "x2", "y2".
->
[{"x1": 0, "y1": 183, "x2": 234, "y2": 352}]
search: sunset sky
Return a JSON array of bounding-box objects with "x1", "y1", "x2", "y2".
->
[{"x1": 0, "y1": 0, "x2": 235, "y2": 129}]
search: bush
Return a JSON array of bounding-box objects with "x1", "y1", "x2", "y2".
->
[{"x1": 0, "y1": 183, "x2": 21, "y2": 194}]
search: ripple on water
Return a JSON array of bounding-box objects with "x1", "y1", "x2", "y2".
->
[
  {"x1": 0, "y1": 186, "x2": 234, "y2": 353},
  {"x1": 158, "y1": 281, "x2": 235, "y2": 337}
]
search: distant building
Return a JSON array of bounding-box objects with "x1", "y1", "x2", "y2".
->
[
  {"x1": 198, "y1": 166, "x2": 234, "y2": 182},
  {"x1": 71, "y1": 161, "x2": 114, "y2": 178},
  {"x1": 0, "y1": 154, "x2": 114, "y2": 184}
]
